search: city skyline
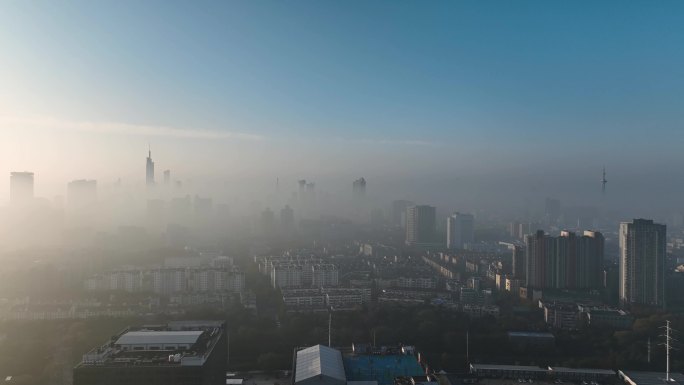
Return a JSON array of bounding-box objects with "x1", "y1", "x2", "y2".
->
[{"x1": 1, "y1": 2, "x2": 684, "y2": 214}]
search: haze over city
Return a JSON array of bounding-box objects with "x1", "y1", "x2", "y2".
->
[{"x1": 2, "y1": 2, "x2": 684, "y2": 385}]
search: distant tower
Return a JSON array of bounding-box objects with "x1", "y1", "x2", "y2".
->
[
  {"x1": 163, "y1": 170, "x2": 170, "y2": 184},
  {"x1": 146, "y1": 146, "x2": 155, "y2": 187},
  {"x1": 601, "y1": 167, "x2": 607, "y2": 194},
  {"x1": 9, "y1": 172, "x2": 34, "y2": 206},
  {"x1": 353, "y1": 177, "x2": 366, "y2": 197}
]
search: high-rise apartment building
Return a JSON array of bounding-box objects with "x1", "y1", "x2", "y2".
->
[
  {"x1": 146, "y1": 148, "x2": 155, "y2": 187},
  {"x1": 525, "y1": 230, "x2": 603, "y2": 289},
  {"x1": 405, "y1": 205, "x2": 436, "y2": 246},
  {"x1": 512, "y1": 245, "x2": 526, "y2": 280},
  {"x1": 619, "y1": 219, "x2": 666, "y2": 308},
  {"x1": 446, "y1": 212, "x2": 475, "y2": 250},
  {"x1": 10, "y1": 171, "x2": 34, "y2": 205}
]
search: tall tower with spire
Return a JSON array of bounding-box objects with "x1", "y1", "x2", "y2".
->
[
  {"x1": 146, "y1": 146, "x2": 155, "y2": 187},
  {"x1": 601, "y1": 167, "x2": 607, "y2": 194}
]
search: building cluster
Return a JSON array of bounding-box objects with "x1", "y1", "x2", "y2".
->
[
  {"x1": 0, "y1": 298, "x2": 158, "y2": 321},
  {"x1": 84, "y1": 255, "x2": 245, "y2": 295},
  {"x1": 257, "y1": 255, "x2": 340, "y2": 289}
]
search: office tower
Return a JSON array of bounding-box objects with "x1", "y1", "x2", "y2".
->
[
  {"x1": 9, "y1": 171, "x2": 34, "y2": 205},
  {"x1": 391, "y1": 200, "x2": 414, "y2": 227},
  {"x1": 525, "y1": 230, "x2": 603, "y2": 289},
  {"x1": 512, "y1": 245, "x2": 526, "y2": 280},
  {"x1": 446, "y1": 212, "x2": 475, "y2": 250},
  {"x1": 352, "y1": 177, "x2": 366, "y2": 197},
  {"x1": 280, "y1": 205, "x2": 295, "y2": 229},
  {"x1": 619, "y1": 219, "x2": 666, "y2": 308},
  {"x1": 164, "y1": 169, "x2": 171, "y2": 184},
  {"x1": 405, "y1": 205, "x2": 436, "y2": 245},
  {"x1": 67, "y1": 179, "x2": 97, "y2": 208},
  {"x1": 298, "y1": 179, "x2": 306, "y2": 194},
  {"x1": 146, "y1": 148, "x2": 155, "y2": 187},
  {"x1": 545, "y1": 198, "x2": 561, "y2": 225},
  {"x1": 73, "y1": 321, "x2": 227, "y2": 385}
]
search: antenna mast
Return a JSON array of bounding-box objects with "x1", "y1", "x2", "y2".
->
[
  {"x1": 659, "y1": 320, "x2": 676, "y2": 382},
  {"x1": 466, "y1": 330, "x2": 470, "y2": 364}
]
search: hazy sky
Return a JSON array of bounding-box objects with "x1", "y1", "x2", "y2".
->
[{"x1": 1, "y1": 1, "x2": 683, "y2": 209}]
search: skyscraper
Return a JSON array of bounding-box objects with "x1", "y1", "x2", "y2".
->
[
  {"x1": 352, "y1": 177, "x2": 366, "y2": 197},
  {"x1": 446, "y1": 212, "x2": 475, "y2": 250},
  {"x1": 10, "y1": 171, "x2": 34, "y2": 205},
  {"x1": 619, "y1": 219, "x2": 666, "y2": 308},
  {"x1": 164, "y1": 169, "x2": 171, "y2": 184},
  {"x1": 405, "y1": 205, "x2": 436, "y2": 246},
  {"x1": 525, "y1": 230, "x2": 603, "y2": 289},
  {"x1": 146, "y1": 147, "x2": 155, "y2": 187}
]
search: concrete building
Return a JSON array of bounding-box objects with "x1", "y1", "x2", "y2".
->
[
  {"x1": 619, "y1": 219, "x2": 666, "y2": 308},
  {"x1": 9, "y1": 171, "x2": 34, "y2": 205},
  {"x1": 73, "y1": 320, "x2": 227, "y2": 385},
  {"x1": 405, "y1": 205, "x2": 436, "y2": 246},
  {"x1": 446, "y1": 212, "x2": 475, "y2": 250},
  {"x1": 272, "y1": 264, "x2": 303, "y2": 288},
  {"x1": 282, "y1": 289, "x2": 327, "y2": 309},
  {"x1": 152, "y1": 268, "x2": 187, "y2": 295},
  {"x1": 312, "y1": 264, "x2": 339, "y2": 287}
]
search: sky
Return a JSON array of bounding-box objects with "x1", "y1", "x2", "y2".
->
[{"x1": 0, "y1": 1, "x2": 683, "y2": 211}]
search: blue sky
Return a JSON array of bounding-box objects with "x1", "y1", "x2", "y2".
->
[{"x1": 1, "y1": 1, "x2": 684, "y2": 205}]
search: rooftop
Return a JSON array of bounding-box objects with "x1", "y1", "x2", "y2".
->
[
  {"x1": 76, "y1": 320, "x2": 224, "y2": 369},
  {"x1": 115, "y1": 330, "x2": 203, "y2": 346},
  {"x1": 295, "y1": 345, "x2": 346, "y2": 383},
  {"x1": 508, "y1": 332, "x2": 555, "y2": 339},
  {"x1": 619, "y1": 371, "x2": 684, "y2": 385}
]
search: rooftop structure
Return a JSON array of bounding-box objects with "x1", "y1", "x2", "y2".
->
[
  {"x1": 295, "y1": 345, "x2": 346, "y2": 385},
  {"x1": 471, "y1": 364, "x2": 616, "y2": 382},
  {"x1": 74, "y1": 320, "x2": 227, "y2": 385}
]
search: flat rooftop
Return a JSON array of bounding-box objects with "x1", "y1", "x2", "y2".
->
[
  {"x1": 115, "y1": 330, "x2": 203, "y2": 346},
  {"x1": 508, "y1": 332, "x2": 555, "y2": 339},
  {"x1": 344, "y1": 354, "x2": 425, "y2": 385},
  {"x1": 76, "y1": 321, "x2": 224, "y2": 368},
  {"x1": 619, "y1": 371, "x2": 684, "y2": 385}
]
